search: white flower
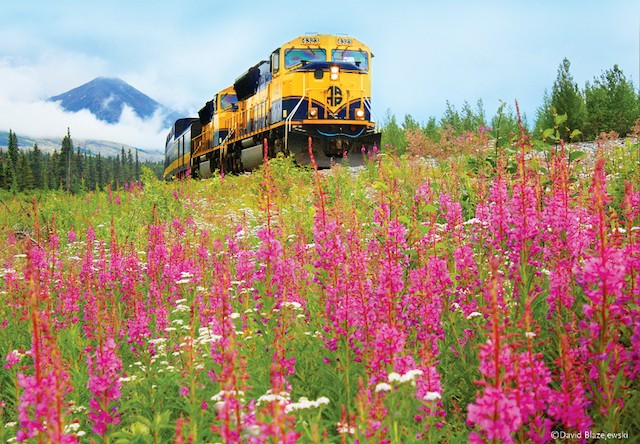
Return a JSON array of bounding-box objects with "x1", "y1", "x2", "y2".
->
[
  {"x1": 525, "y1": 331, "x2": 536, "y2": 339},
  {"x1": 284, "y1": 396, "x2": 329, "y2": 413},
  {"x1": 282, "y1": 301, "x2": 303, "y2": 311},
  {"x1": 64, "y1": 422, "x2": 80, "y2": 432},
  {"x1": 423, "y1": 391, "x2": 442, "y2": 402},
  {"x1": 257, "y1": 392, "x2": 290, "y2": 406},
  {"x1": 466, "y1": 311, "x2": 483, "y2": 320},
  {"x1": 388, "y1": 372, "x2": 402, "y2": 383},
  {"x1": 404, "y1": 369, "x2": 423, "y2": 380},
  {"x1": 172, "y1": 304, "x2": 190, "y2": 313},
  {"x1": 375, "y1": 382, "x2": 392, "y2": 393},
  {"x1": 337, "y1": 422, "x2": 356, "y2": 434},
  {"x1": 388, "y1": 369, "x2": 423, "y2": 385}
]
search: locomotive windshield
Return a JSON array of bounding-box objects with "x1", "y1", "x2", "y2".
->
[
  {"x1": 220, "y1": 93, "x2": 238, "y2": 110},
  {"x1": 284, "y1": 48, "x2": 327, "y2": 68},
  {"x1": 332, "y1": 49, "x2": 368, "y2": 71}
]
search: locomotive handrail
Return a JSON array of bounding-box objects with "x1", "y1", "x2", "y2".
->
[{"x1": 284, "y1": 95, "x2": 304, "y2": 153}]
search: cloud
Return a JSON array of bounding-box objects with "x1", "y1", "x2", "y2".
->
[
  {"x1": 0, "y1": 95, "x2": 169, "y2": 151},
  {"x1": 0, "y1": 54, "x2": 169, "y2": 151}
]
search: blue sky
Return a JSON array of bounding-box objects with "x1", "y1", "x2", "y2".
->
[{"x1": 1, "y1": 0, "x2": 638, "y2": 150}]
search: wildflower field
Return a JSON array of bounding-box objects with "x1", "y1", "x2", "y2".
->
[{"x1": 1, "y1": 132, "x2": 639, "y2": 443}]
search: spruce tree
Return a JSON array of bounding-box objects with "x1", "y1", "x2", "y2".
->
[
  {"x1": 534, "y1": 89, "x2": 555, "y2": 138},
  {"x1": 0, "y1": 158, "x2": 7, "y2": 190},
  {"x1": 59, "y1": 129, "x2": 74, "y2": 192},
  {"x1": 96, "y1": 153, "x2": 104, "y2": 189},
  {"x1": 380, "y1": 109, "x2": 405, "y2": 151},
  {"x1": 135, "y1": 150, "x2": 141, "y2": 180},
  {"x1": 50, "y1": 150, "x2": 60, "y2": 189},
  {"x1": 16, "y1": 152, "x2": 34, "y2": 192},
  {"x1": 30, "y1": 143, "x2": 44, "y2": 189},
  {"x1": 127, "y1": 149, "x2": 134, "y2": 183},
  {"x1": 585, "y1": 65, "x2": 639, "y2": 138},
  {"x1": 7, "y1": 129, "x2": 19, "y2": 172},
  {"x1": 550, "y1": 58, "x2": 586, "y2": 140}
]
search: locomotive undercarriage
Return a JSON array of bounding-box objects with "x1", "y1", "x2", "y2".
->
[
  {"x1": 285, "y1": 127, "x2": 381, "y2": 168},
  {"x1": 194, "y1": 123, "x2": 380, "y2": 177}
]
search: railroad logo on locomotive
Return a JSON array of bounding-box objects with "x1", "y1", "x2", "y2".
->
[{"x1": 327, "y1": 86, "x2": 343, "y2": 107}]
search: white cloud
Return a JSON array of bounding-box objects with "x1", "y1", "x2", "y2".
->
[
  {"x1": 0, "y1": 53, "x2": 169, "y2": 151},
  {"x1": 0, "y1": 95, "x2": 168, "y2": 151}
]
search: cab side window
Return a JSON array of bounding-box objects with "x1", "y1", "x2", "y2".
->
[{"x1": 271, "y1": 50, "x2": 280, "y2": 75}]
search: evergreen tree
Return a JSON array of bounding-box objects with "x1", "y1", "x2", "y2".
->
[
  {"x1": 5, "y1": 158, "x2": 16, "y2": 192},
  {"x1": 441, "y1": 101, "x2": 462, "y2": 133},
  {"x1": 534, "y1": 89, "x2": 554, "y2": 138},
  {"x1": 0, "y1": 157, "x2": 7, "y2": 190},
  {"x1": 7, "y1": 129, "x2": 19, "y2": 172},
  {"x1": 380, "y1": 109, "x2": 405, "y2": 151},
  {"x1": 86, "y1": 155, "x2": 97, "y2": 191},
  {"x1": 16, "y1": 152, "x2": 34, "y2": 192},
  {"x1": 422, "y1": 116, "x2": 440, "y2": 141},
  {"x1": 73, "y1": 147, "x2": 84, "y2": 192},
  {"x1": 50, "y1": 150, "x2": 60, "y2": 190},
  {"x1": 114, "y1": 154, "x2": 121, "y2": 186},
  {"x1": 30, "y1": 143, "x2": 44, "y2": 189},
  {"x1": 96, "y1": 153, "x2": 104, "y2": 189},
  {"x1": 460, "y1": 99, "x2": 487, "y2": 133},
  {"x1": 127, "y1": 149, "x2": 134, "y2": 183},
  {"x1": 135, "y1": 150, "x2": 141, "y2": 180},
  {"x1": 59, "y1": 129, "x2": 74, "y2": 192},
  {"x1": 550, "y1": 58, "x2": 586, "y2": 140},
  {"x1": 585, "y1": 65, "x2": 639, "y2": 138}
]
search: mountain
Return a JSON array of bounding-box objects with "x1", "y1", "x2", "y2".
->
[
  {"x1": 48, "y1": 77, "x2": 180, "y2": 126},
  {"x1": 0, "y1": 131, "x2": 164, "y2": 163}
]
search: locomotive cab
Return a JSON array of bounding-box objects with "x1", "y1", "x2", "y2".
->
[
  {"x1": 269, "y1": 34, "x2": 380, "y2": 167},
  {"x1": 191, "y1": 86, "x2": 239, "y2": 177}
]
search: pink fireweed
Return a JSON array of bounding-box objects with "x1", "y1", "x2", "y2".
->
[
  {"x1": 85, "y1": 337, "x2": 123, "y2": 435},
  {"x1": 468, "y1": 386, "x2": 522, "y2": 444},
  {"x1": 16, "y1": 290, "x2": 76, "y2": 443}
]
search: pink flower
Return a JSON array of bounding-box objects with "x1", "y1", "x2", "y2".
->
[
  {"x1": 467, "y1": 387, "x2": 522, "y2": 443},
  {"x1": 86, "y1": 337, "x2": 123, "y2": 436}
]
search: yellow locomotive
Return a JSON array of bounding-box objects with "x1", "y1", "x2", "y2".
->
[{"x1": 164, "y1": 34, "x2": 380, "y2": 179}]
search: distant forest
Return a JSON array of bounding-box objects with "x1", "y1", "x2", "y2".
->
[
  {"x1": 381, "y1": 59, "x2": 640, "y2": 152},
  {"x1": 0, "y1": 130, "x2": 164, "y2": 193}
]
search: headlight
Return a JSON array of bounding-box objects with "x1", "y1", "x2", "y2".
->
[
  {"x1": 355, "y1": 108, "x2": 365, "y2": 119},
  {"x1": 309, "y1": 107, "x2": 318, "y2": 118},
  {"x1": 330, "y1": 65, "x2": 339, "y2": 80}
]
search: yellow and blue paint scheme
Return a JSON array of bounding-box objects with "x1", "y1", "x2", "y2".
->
[
  {"x1": 165, "y1": 34, "x2": 380, "y2": 176},
  {"x1": 163, "y1": 118, "x2": 200, "y2": 180}
]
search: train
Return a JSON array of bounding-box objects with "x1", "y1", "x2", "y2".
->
[{"x1": 164, "y1": 34, "x2": 381, "y2": 180}]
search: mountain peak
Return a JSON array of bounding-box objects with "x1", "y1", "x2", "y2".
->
[{"x1": 48, "y1": 77, "x2": 174, "y2": 125}]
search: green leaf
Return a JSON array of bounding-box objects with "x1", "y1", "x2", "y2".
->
[
  {"x1": 554, "y1": 113, "x2": 568, "y2": 126},
  {"x1": 423, "y1": 203, "x2": 438, "y2": 214},
  {"x1": 570, "y1": 129, "x2": 582, "y2": 139},
  {"x1": 569, "y1": 151, "x2": 587, "y2": 162},
  {"x1": 372, "y1": 181, "x2": 388, "y2": 191},
  {"x1": 542, "y1": 128, "x2": 555, "y2": 140},
  {"x1": 398, "y1": 215, "x2": 411, "y2": 226}
]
